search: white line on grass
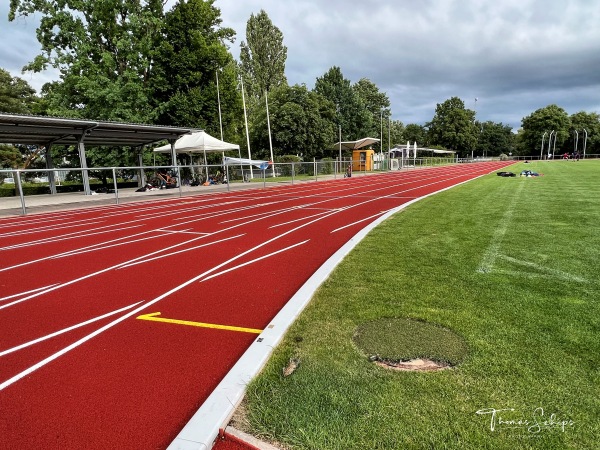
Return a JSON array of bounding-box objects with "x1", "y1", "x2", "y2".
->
[{"x1": 476, "y1": 180, "x2": 525, "y2": 274}]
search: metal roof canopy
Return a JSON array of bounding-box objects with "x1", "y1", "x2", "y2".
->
[
  {"x1": 0, "y1": 113, "x2": 194, "y2": 196},
  {"x1": 0, "y1": 113, "x2": 193, "y2": 147}
]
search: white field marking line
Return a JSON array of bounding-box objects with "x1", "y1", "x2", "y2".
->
[
  {"x1": 331, "y1": 210, "x2": 392, "y2": 233},
  {"x1": 133, "y1": 199, "x2": 252, "y2": 220},
  {"x1": 0, "y1": 227, "x2": 183, "y2": 273},
  {"x1": 0, "y1": 223, "x2": 143, "y2": 251},
  {"x1": 118, "y1": 233, "x2": 246, "y2": 269},
  {"x1": 0, "y1": 227, "x2": 150, "y2": 272},
  {"x1": 0, "y1": 301, "x2": 143, "y2": 357},
  {"x1": 0, "y1": 284, "x2": 59, "y2": 302},
  {"x1": 268, "y1": 210, "x2": 335, "y2": 229},
  {"x1": 152, "y1": 229, "x2": 209, "y2": 236},
  {"x1": 493, "y1": 269, "x2": 587, "y2": 282},
  {"x1": 200, "y1": 240, "x2": 310, "y2": 282},
  {"x1": 497, "y1": 254, "x2": 588, "y2": 283},
  {"x1": 0, "y1": 231, "x2": 229, "y2": 311},
  {"x1": 477, "y1": 181, "x2": 525, "y2": 274},
  {"x1": 173, "y1": 200, "x2": 283, "y2": 223},
  {"x1": 48, "y1": 231, "x2": 184, "y2": 260},
  {"x1": 0, "y1": 225, "x2": 319, "y2": 392},
  {"x1": 0, "y1": 218, "x2": 106, "y2": 239}
]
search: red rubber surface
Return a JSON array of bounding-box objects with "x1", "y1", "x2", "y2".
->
[{"x1": 0, "y1": 163, "x2": 514, "y2": 449}]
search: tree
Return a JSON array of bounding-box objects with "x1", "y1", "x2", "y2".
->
[
  {"x1": 476, "y1": 121, "x2": 515, "y2": 157},
  {"x1": 404, "y1": 124, "x2": 428, "y2": 146},
  {"x1": 567, "y1": 111, "x2": 600, "y2": 156},
  {"x1": 519, "y1": 104, "x2": 571, "y2": 157},
  {"x1": 314, "y1": 66, "x2": 371, "y2": 141},
  {"x1": 352, "y1": 78, "x2": 390, "y2": 149},
  {"x1": 427, "y1": 97, "x2": 477, "y2": 156},
  {"x1": 250, "y1": 84, "x2": 335, "y2": 160},
  {"x1": 151, "y1": 0, "x2": 238, "y2": 134},
  {"x1": 10, "y1": 0, "x2": 165, "y2": 123},
  {"x1": 0, "y1": 68, "x2": 37, "y2": 114},
  {"x1": 239, "y1": 10, "x2": 287, "y2": 101}
]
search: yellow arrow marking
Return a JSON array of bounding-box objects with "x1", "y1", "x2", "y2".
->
[{"x1": 136, "y1": 312, "x2": 263, "y2": 334}]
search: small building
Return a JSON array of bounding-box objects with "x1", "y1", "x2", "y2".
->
[{"x1": 352, "y1": 149, "x2": 375, "y2": 171}]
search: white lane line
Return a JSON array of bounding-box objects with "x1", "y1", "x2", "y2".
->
[
  {"x1": 156, "y1": 229, "x2": 209, "y2": 236},
  {"x1": 0, "y1": 284, "x2": 59, "y2": 302},
  {"x1": 50, "y1": 232, "x2": 177, "y2": 260},
  {"x1": 0, "y1": 218, "x2": 106, "y2": 239},
  {"x1": 118, "y1": 234, "x2": 246, "y2": 269},
  {"x1": 330, "y1": 210, "x2": 391, "y2": 233},
  {"x1": 200, "y1": 240, "x2": 310, "y2": 282},
  {"x1": 0, "y1": 224, "x2": 143, "y2": 251},
  {"x1": 0, "y1": 301, "x2": 143, "y2": 357},
  {"x1": 268, "y1": 210, "x2": 334, "y2": 229}
]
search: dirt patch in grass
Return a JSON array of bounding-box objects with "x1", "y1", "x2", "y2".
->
[{"x1": 354, "y1": 317, "x2": 468, "y2": 370}]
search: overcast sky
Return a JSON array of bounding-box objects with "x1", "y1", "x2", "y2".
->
[{"x1": 2, "y1": 0, "x2": 599, "y2": 130}]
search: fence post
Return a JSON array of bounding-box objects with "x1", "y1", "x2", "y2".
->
[
  {"x1": 112, "y1": 168, "x2": 119, "y2": 205},
  {"x1": 291, "y1": 162, "x2": 295, "y2": 185},
  {"x1": 14, "y1": 170, "x2": 26, "y2": 215}
]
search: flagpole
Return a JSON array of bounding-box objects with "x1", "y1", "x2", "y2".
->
[
  {"x1": 240, "y1": 76, "x2": 253, "y2": 179},
  {"x1": 265, "y1": 90, "x2": 275, "y2": 178}
]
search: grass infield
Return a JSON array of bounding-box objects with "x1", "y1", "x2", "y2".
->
[{"x1": 238, "y1": 160, "x2": 600, "y2": 449}]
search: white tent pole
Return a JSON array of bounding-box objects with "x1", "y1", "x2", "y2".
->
[
  {"x1": 241, "y1": 76, "x2": 253, "y2": 179},
  {"x1": 265, "y1": 89, "x2": 275, "y2": 178}
]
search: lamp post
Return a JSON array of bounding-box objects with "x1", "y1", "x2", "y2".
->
[
  {"x1": 574, "y1": 130, "x2": 579, "y2": 156},
  {"x1": 583, "y1": 128, "x2": 588, "y2": 159}
]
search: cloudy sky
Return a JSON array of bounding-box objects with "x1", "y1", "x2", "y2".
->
[{"x1": 2, "y1": 0, "x2": 599, "y2": 130}]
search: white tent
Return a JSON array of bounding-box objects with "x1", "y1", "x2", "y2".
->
[
  {"x1": 153, "y1": 130, "x2": 239, "y2": 154},
  {"x1": 154, "y1": 131, "x2": 240, "y2": 178}
]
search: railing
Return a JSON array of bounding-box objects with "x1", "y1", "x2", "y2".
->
[{"x1": 0, "y1": 157, "x2": 486, "y2": 215}]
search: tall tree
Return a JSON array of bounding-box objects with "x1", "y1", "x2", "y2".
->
[
  {"x1": 239, "y1": 10, "x2": 287, "y2": 100},
  {"x1": 476, "y1": 121, "x2": 515, "y2": 157},
  {"x1": 404, "y1": 123, "x2": 428, "y2": 146},
  {"x1": 352, "y1": 78, "x2": 390, "y2": 148},
  {"x1": 314, "y1": 66, "x2": 371, "y2": 141},
  {"x1": 250, "y1": 84, "x2": 335, "y2": 160},
  {"x1": 9, "y1": 0, "x2": 165, "y2": 122},
  {"x1": 520, "y1": 104, "x2": 571, "y2": 157},
  {"x1": 151, "y1": 0, "x2": 237, "y2": 133},
  {"x1": 0, "y1": 68, "x2": 37, "y2": 114},
  {"x1": 427, "y1": 97, "x2": 477, "y2": 155}
]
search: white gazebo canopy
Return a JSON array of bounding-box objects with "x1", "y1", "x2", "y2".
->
[{"x1": 153, "y1": 130, "x2": 239, "y2": 154}]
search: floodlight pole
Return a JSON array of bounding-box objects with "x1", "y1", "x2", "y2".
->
[
  {"x1": 380, "y1": 109, "x2": 383, "y2": 170},
  {"x1": 540, "y1": 132, "x2": 547, "y2": 159},
  {"x1": 583, "y1": 128, "x2": 588, "y2": 158},
  {"x1": 240, "y1": 76, "x2": 253, "y2": 179},
  {"x1": 216, "y1": 70, "x2": 223, "y2": 141},
  {"x1": 574, "y1": 130, "x2": 579, "y2": 155},
  {"x1": 265, "y1": 90, "x2": 275, "y2": 178}
]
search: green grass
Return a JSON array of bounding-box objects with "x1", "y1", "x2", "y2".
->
[{"x1": 240, "y1": 160, "x2": 600, "y2": 449}]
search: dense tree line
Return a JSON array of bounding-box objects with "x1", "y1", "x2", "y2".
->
[{"x1": 2, "y1": 1, "x2": 599, "y2": 170}]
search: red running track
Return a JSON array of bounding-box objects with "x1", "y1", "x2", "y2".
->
[{"x1": 0, "y1": 162, "x2": 513, "y2": 449}]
